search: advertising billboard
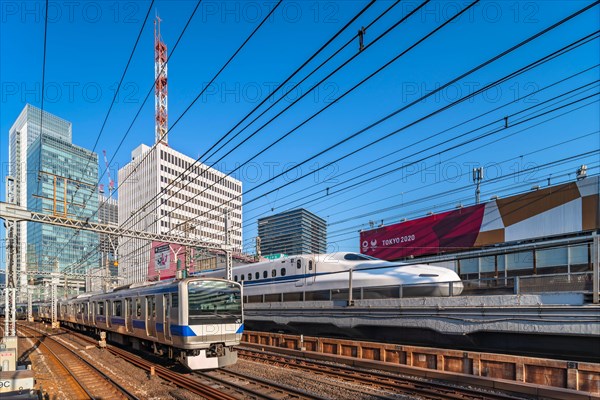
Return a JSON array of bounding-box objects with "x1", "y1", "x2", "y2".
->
[
  {"x1": 148, "y1": 242, "x2": 186, "y2": 280},
  {"x1": 360, "y1": 176, "x2": 599, "y2": 260}
]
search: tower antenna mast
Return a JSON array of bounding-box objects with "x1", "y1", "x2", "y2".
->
[{"x1": 154, "y1": 13, "x2": 168, "y2": 145}]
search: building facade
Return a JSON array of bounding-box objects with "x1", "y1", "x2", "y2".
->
[
  {"x1": 26, "y1": 134, "x2": 99, "y2": 282},
  {"x1": 118, "y1": 143, "x2": 243, "y2": 284},
  {"x1": 359, "y1": 175, "x2": 600, "y2": 280},
  {"x1": 9, "y1": 105, "x2": 72, "y2": 289},
  {"x1": 258, "y1": 208, "x2": 327, "y2": 256},
  {"x1": 98, "y1": 192, "x2": 118, "y2": 275}
]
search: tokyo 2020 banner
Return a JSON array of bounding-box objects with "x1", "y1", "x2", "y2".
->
[{"x1": 360, "y1": 205, "x2": 486, "y2": 260}]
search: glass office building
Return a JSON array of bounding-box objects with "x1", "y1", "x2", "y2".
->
[
  {"x1": 25, "y1": 127, "x2": 99, "y2": 279},
  {"x1": 258, "y1": 208, "x2": 327, "y2": 256},
  {"x1": 8, "y1": 105, "x2": 74, "y2": 289}
]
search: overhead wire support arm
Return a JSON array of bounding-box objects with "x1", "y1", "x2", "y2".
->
[
  {"x1": 358, "y1": 26, "x2": 366, "y2": 52},
  {"x1": 0, "y1": 202, "x2": 230, "y2": 251}
]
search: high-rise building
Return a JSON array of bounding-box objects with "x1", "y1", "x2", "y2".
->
[
  {"x1": 98, "y1": 192, "x2": 118, "y2": 274},
  {"x1": 26, "y1": 133, "x2": 99, "y2": 279},
  {"x1": 118, "y1": 143, "x2": 242, "y2": 284},
  {"x1": 258, "y1": 208, "x2": 327, "y2": 256},
  {"x1": 8, "y1": 104, "x2": 90, "y2": 286}
]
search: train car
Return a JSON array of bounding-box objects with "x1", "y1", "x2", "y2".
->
[
  {"x1": 0, "y1": 303, "x2": 28, "y2": 319},
  {"x1": 57, "y1": 277, "x2": 243, "y2": 370},
  {"x1": 198, "y1": 252, "x2": 463, "y2": 299}
]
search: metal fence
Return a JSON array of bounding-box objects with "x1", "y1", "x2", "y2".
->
[
  {"x1": 516, "y1": 272, "x2": 593, "y2": 294},
  {"x1": 243, "y1": 271, "x2": 596, "y2": 304}
]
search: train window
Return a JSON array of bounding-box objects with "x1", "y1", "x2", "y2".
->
[
  {"x1": 240, "y1": 274, "x2": 244, "y2": 281},
  {"x1": 247, "y1": 273, "x2": 252, "y2": 281},
  {"x1": 97, "y1": 302, "x2": 104, "y2": 316},
  {"x1": 255, "y1": 272, "x2": 260, "y2": 280},
  {"x1": 297, "y1": 260, "x2": 301, "y2": 269},
  {"x1": 172, "y1": 293, "x2": 179, "y2": 308},
  {"x1": 127, "y1": 299, "x2": 133, "y2": 318},
  {"x1": 135, "y1": 298, "x2": 141, "y2": 317},
  {"x1": 234, "y1": 275, "x2": 238, "y2": 282},
  {"x1": 113, "y1": 301, "x2": 122, "y2": 317},
  {"x1": 309, "y1": 261, "x2": 313, "y2": 271},
  {"x1": 281, "y1": 268, "x2": 286, "y2": 276},
  {"x1": 272, "y1": 269, "x2": 276, "y2": 277},
  {"x1": 147, "y1": 297, "x2": 156, "y2": 317},
  {"x1": 263, "y1": 271, "x2": 268, "y2": 279},
  {"x1": 343, "y1": 253, "x2": 375, "y2": 261}
]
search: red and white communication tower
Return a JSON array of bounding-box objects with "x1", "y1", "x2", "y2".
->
[{"x1": 154, "y1": 13, "x2": 168, "y2": 145}]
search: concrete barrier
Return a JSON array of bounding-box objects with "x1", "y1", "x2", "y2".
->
[{"x1": 243, "y1": 331, "x2": 599, "y2": 395}]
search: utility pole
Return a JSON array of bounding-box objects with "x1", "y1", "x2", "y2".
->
[
  {"x1": 3, "y1": 176, "x2": 18, "y2": 352},
  {"x1": 473, "y1": 167, "x2": 484, "y2": 205},
  {"x1": 256, "y1": 236, "x2": 261, "y2": 260},
  {"x1": 103, "y1": 253, "x2": 109, "y2": 292},
  {"x1": 225, "y1": 209, "x2": 232, "y2": 281},
  {"x1": 51, "y1": 260, "x2": 59, "y2": 329},
  {"x1": 593, "y1": 233, "x2": 599, "y2": 304}
]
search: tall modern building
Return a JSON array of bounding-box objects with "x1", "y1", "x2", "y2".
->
[
  {"x1": 26, "y1": 135, "x2": 99, "y2": 279},
  {"x1": 118, "y1": 143, "x2": 243, "y2": 284},
  {"x1": 8, "y1": 104, "x2": 99, "y2": 290},
  {"x1": 257, "y1": 208, "x2": 327, "y2": 256},
  {"x1": 98, "y1": 192, "x2": 118, "y2": 274}
]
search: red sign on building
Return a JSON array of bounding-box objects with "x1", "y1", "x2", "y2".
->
[
  {"x1": 148, "y1": 241, "x2": 186, "y2": 280},
  {"x1": 360, "y1": 205, "x2": 486, "y2": 260}
]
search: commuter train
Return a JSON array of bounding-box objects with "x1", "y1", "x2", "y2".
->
[
  {"x1": 50, "y1": 277, "x2": 243, "y2": 370},
  {"x1": 198, "y1": 252, "x2": 463, "y2": 300},
  {"x1": 0, "y1": 303, "x2": 28, "y2": 319}
]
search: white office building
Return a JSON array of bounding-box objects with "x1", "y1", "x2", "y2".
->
[{"x1": 118, "y1": 143, "x2": 242, "y2": 283}]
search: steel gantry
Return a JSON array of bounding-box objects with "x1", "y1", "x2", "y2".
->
[{"x1": 0, "y1": 200, "x2": 234, "y2": 337}]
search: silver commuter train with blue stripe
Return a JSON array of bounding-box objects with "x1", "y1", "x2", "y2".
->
[{"x1": 56, "y1": 277, "x2": 243, "y2": 369}]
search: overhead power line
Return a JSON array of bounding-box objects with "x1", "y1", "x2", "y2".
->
[
  {"x1": 171, "y1": 20, "x2": 599, "y2": 237},
  {"x1": 119, "y1": 0, "x2": 418, "y2": 231},
  {"x1": 130, "y1": 0, "x2": 472, "y2": 238}
]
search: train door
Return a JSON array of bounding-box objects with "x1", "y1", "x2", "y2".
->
[
  {"x1": 146, "y1": 296, "x2": 156, "y2": 337},
  {"x1": 126, "y1": 298, "x2": 133, "y2": 333},
  {"x1": 307, "y1": 257, "x2": 316, "y2": 286},
  {"x1": 295, "y1": 258, "x2": 306, "y2": 287},
  {"x1": 106, "y1": 301, "x2": 112, "y2": 328},
  {"x1": 163, "y1": 294, "x2": 172, "y2": 342}
]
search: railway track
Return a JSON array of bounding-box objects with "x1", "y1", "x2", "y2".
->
[
  {"x1": 201, "y1": 368, "x2": 329, "y2": 400},
  {"x1": 237, "y1": 347, "x2": 531, "y2": 400},
  {"x1": 17, "y1": 324, "x2": 139, "y2": 400},
  {"x1": 41, "y1": 325, "x2": 315, "y2": 400}
]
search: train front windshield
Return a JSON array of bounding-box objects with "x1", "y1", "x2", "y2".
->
[{"x1": 188, "y1": 280, "x2": 242, "y2": 322}]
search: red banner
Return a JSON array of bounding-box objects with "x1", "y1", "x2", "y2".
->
[
  {"x1": 360, "y1": 204, "x2": 485, "y2": 260},
  {"x1": 148, "y1": 241, "x2": 186, "y2": 280}
]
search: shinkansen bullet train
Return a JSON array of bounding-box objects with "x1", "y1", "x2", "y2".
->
[
  {"x1": 51, "y1": 277, "x2": 243, "y2": 370},
  {"x1": 198, "y1": 252, "x2": 463, "y2": 301}
]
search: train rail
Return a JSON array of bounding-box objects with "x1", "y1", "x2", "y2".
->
[
  {"x1": 237, "y1": 347, "x2": 533, "y2": 400},
  {"x1": 35, "y1": 324, "x2": 319, "y2": 400},
  {"x1": 17, "y1": 324, "x2": 139, "y2": 400},
  {"x1": 201, "y1": 368, "x2": 328, "y2": 400}
]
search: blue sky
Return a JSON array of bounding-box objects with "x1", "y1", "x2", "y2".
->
[{"x1": 1, "y1": 0, "x2": 599, "y2": 260}]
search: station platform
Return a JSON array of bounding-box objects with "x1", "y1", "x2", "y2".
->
[{"x1": 244, "y1": 293, "x2": 600, "y2": 362}]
